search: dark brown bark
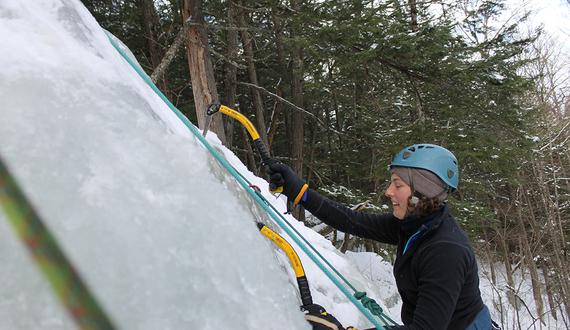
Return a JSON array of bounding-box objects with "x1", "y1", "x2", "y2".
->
[
  {"x1": 179, "y1": 0, "x2": 227, "y2": 146},
  {"x1": 271, "y1": 2, "x2": 304, "y2": 221},
  {"x1": 240, "y1": 125, "x2": 257, "y2": 173},
  {"x1": 289, "y1": 33, "x2": 305, "y2": 222},
  {"x1": 267, "y1": 98, "x2": 281, "y2": 150},
  {"x1": 340, "y1": 234, "x2": 351, "y2": 253},
  {"x1": 306, "y1": 118, "x2": 318, "y2": 188},
  {"x1": 223, "y1": 0, "x2": 239, "y2": 147},
  {"x1": 239, "y1": 11, "x2": 268, "y2": 148}
]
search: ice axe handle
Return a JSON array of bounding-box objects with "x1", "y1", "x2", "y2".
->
[
  {"x1": 254, "y1": 140, "x2": 283, "y2": 194},
  {"x1": 257, "y1": 223, "x2": 313, "y2": 307},
  {"x1": 254, "y1": 139, "x2": 272, "y2": 164},
  {"x1": 297, "y1": 275, "x2": 313, "y2": 307}
]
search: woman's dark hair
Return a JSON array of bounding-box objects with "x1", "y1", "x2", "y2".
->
[{"x1": 405, "y1": 191, "x2": 443, "y2": 218}]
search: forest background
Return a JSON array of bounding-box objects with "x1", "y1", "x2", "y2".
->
[{"x1": 81, "y1": 0, "x2": 569, "y2": 325}]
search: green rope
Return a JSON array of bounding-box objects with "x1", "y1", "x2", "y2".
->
[
  {"x1": 0, "y1": 157, "x2": 116, "y2": 330},
  {"x1": 105, "y1": 31, "x2": 396, "y2": 328},
  {"x1": 354, "y1": 291, "x2": 396, "y2": 326}
]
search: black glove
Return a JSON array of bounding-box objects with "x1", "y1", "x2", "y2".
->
[
  {"x1": 303, "y1": 304, "x2": 347, "y2": 330},
  {"x1": 266, "y1": 163, "x2": 308, "y2": 204}
]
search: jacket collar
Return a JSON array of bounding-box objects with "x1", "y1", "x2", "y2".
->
[{"x1": 399, "y1": 205, "x2": 446, "y2": 236}]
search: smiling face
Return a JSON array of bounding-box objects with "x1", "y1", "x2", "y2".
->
[{"x1": 385, "y1": 173, "x2": 412, "y2": 219}]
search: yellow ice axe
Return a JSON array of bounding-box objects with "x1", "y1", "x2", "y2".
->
[
  {"x1": 203, "y1": 103, "x2": 283, "y2": 194},
  {"x1": 257, "y1": 223, "x2": 316, "y2": 308}
]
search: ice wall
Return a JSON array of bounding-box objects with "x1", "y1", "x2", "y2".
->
[
  {"x1": 0, "y1": 0, "x2": 393, "y2": 329},
  {"x1": 0, "y1": 0, "x2": 309, "y2": 328}
]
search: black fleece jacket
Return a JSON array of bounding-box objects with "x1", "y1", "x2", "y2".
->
[{"x1": 300, "y1": 189, "x2": 484, "y2": 330}]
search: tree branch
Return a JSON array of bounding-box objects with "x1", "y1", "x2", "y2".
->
[
  {"x1": 151, "y1": 18, "x2": 194, "y2": 84},
  {"x1": 235, "y1": 81, "x2": 385, "y2": 155},
  {"x1": 151, "y1": 19, "x2": 246, "y2": 84}
]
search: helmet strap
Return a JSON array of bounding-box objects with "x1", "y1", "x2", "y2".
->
[
  {"x1": 407, "y1": 168, "x2": 419, "y2": 206},
  {"x1": 434, "y1": 188, "x2": 448, "y2": 202}
]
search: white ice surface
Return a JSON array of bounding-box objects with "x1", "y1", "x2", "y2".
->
[{"x1": 0, "y1": 0, "x2": 389, "y2": 329}]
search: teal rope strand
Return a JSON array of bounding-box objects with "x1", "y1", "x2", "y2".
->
[
  {"x1": 232, "y1": 169, "x2": 398, "y2": 326},
  {"x1": 233, "y1": 170, "x2": 359, "y2": 291},
  {"x1": 105, "y1": 32, "x2": 392, "y2": 329}
]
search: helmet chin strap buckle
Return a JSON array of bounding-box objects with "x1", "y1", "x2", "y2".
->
[{"x1": 410, "y1": 196, "x2": 419, "y2": 206}]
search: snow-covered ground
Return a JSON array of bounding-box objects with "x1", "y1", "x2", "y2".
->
[
  {"x1": 0, "y1": 0, "x2": 567, "y2": 329},
  {"x1": 346, "y1": 249, "x2": 569, "y2": 329}
]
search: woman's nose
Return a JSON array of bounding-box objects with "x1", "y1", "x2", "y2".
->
[{"x1": 385, "y1": 183, "x2": 394, "y2": 197}]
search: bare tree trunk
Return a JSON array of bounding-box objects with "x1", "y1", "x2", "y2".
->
[
  {"x1": 223, "y1": 0, "x2": 239, "y2": 147},
  {"x1": 483, "y1": 230, "x2": 496, "y2": 284},
  {"x1": 333, "y1": 229, "x2": 338, "y2": 246},
  {"x1": 542, "y1": 258, "x2": 558, "y2": 320},
  {"x1": 408, "y1": 0, "x2": 418, "y2": 33},
  {"x1": 241, "y1": 125, "x2": 257, "y2": 173},
  {"x1": 150, "y1": 19, "x2": 193, "y2": 85},
  {"x1": 405, "y1": 0, "x2": 423, "y2": 123},
  {"x1": 497, "y1": 218, "x2": 515, "y2": 298},
  {"x1": 515, "y1": 186, "x2": 545, "y2": 323},
  {"x1": 289, "y1": 31, "x2": 305, "y2": 222},
  {"x1": 273, "y1": 0, "x2": 304, "y2": 221},
  {"x1": 141, "y1": 0, "x2": 168, "y2": 94},
  {"x1": 407, "y1": 75, "x2": 424, "y2": 123},
  {"x1": 533, "y1": 158, "x2": 570, "y2": 318},
  {"x1": 306, "y1": 117, "x2": 318, "y2": 188},
  {"x1": 271, "y1": 12, "x2": 289, "y2": 154},
  {"x1": 340, "y1": 233, "x2": 351, "y2": 253},
  {"x1": 549, "y1": 148, "x2": 569, "y2": 265},
  {"x1": 272, "y1": 14, "x2": 290, "y2": 102},
  {"x1": 180, "y1": 0, "x2": 227, "y2": 146},
  {"x1": 523, "y1": 186, "x2": 558, "y2": 321},
  {"x1": 546, "y1": 148, "x2": 570, "y2": 318},
  {"x1": 239, "y1": 8, "x2": 268, "y2": 148},
  {"x1": 267, "y1": 95, "x2": 281, "y2": 150}
]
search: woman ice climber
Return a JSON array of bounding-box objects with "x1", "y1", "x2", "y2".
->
[{"x1": 267, "y1": 144, "x2": 494, "y2": 330}]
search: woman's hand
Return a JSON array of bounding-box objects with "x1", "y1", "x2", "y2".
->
[{"x1": 266, "y1": 162, "x2": 308, "y2": 204}]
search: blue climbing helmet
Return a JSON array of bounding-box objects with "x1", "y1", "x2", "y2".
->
[{"x1": 389, "y1": 144, "x2": 459, "y2": 193}]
